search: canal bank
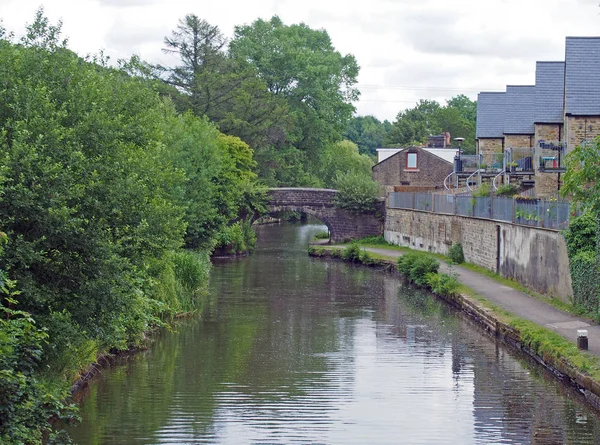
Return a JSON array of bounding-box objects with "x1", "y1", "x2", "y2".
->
[{"x1": 309, "y1": 243, "x2": 600, "y2": 411}]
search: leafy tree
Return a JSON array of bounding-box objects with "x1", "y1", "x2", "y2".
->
[
  {"x1": 229, "y1": 16, "x2": 360, "y2": 153},
  {"x1": 318, "y1": 140, "x2": 373, "y2": 188},
  {"x1": 385, "y1": 96, "x2": 476, "y2": 152},
  {"x1": 344, "y1": 115, "x2": 391, "y2": 157},
  {"x1": 385, "y1": 99, "x2": 441, "y2": 146},
  {"x1": 333, "y1": 172, "x2": 380, "y2": 213}
]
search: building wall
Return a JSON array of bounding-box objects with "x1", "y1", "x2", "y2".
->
[
  {"x1": 566, "y1": 116, "x2": 600, "y2": 152},
  {"x1": 505, "y1": 134, "x2": 534, "y2": 149},
  {"x1": 477, "y1": 138, "x2": 503, "y2": 166},
  {"x1": 385, "y1": 208, "x2": 573, "y2": 300},
  {"x1": 372, "y1": 147, "x2": 453, "y2": 190},
  {"x1": 535, "y1": 123, "x2": 561, "y2": 144},
  {"x1": 533, "y1": 124, "x2": 562, "y2": 197}
]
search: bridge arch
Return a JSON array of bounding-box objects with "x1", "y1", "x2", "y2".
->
[{"x1": 264, "y1": 188, "x2": 383, "y2": 243}]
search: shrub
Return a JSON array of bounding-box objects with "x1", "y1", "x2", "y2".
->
[
  {"x1": 214, "y1": 219, "x2": 257, "y2": 255},
  {"x1": 473, "y1": 183, "x2": 491, "y2": 197},
  {"x1": 426, "y1": 272, "x2": 461, "y2": 297},
  {"x1": 448, "y1": 243, "x2": 465, "y2": 264},
  {"x1": 342, "y1": 243, "x2": 363, "y2": 262},
  {"x1": 397, "y1": 252, "x2": 440, "y2": 286},
  {"x1": 495, "y1": 184, "x2": 519, "y2": 197},
  {"x1": 313, "y1": 231, "x2": 329, "y2": 240},
  {"x1": 563, "y1": 210, "x2": 597, "y2": 258},
  {"x1": 570, "y1": 250, "x2": 600, "y2": 313},
  {"x1": 356, "y1": 235, "x2": 390, "y2": 246},
  {"x1": 333, "y1": 172, "x2": 380, "y2": 213}
]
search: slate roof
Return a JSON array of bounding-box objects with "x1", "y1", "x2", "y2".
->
[
  {"x1": 565, "y1": 37, "x2": 600, "y2": 115},
  {"x1": 476, "y1": 92, "x2": 505, "y2": 138},
  {"x1": 504, "y1": 86, "x2": 535, "y2": 134},
  {"x1": 535, "y1": 62, "x2": 565, "y2": 123}
]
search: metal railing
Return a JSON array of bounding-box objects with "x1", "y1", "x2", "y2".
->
[
  {"x1": 388, "y1": 192, "x2": 572, "y2": 230},
  {"x1": 536, "y1": 141, "x2": 566, "y2": 172}
]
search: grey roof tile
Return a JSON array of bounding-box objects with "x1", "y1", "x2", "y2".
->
[
  {"x1": 504, "y1": 85, "x2": 535, "y2": 134},
  {"x1": 476, "y1": 92, "x2": 505, "y2": 138},
  {"x1": 565, "y1": 37, "x2": 600, "y2": 115},
  {"x1": 535, "y1": 62, "x2": 565, "y2": 123}
]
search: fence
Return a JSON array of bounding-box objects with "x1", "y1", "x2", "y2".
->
[{"x1": 388, "y1": 192, "x2": 572, "y2": 230}]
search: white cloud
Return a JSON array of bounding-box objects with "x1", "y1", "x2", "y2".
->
[{"x1": 0, "y1": 0, "x2": 599, "y2": 121}]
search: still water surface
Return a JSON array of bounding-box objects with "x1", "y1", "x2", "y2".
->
[{"x1": 70, "y1": 223, "x2": 600, "y2": 444}]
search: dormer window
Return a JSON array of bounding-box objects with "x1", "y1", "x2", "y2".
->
[{"x1": 406, "y1": 152, "x2": 418, "y2": 169}]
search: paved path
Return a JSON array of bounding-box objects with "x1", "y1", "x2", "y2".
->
[{"x1": 357, "y1": 246, "x2": 600, "y2": 357}]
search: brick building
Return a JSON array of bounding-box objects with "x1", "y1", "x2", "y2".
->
[{"x1": 372, "y1": 146, "x2": 454, "y2": 192}]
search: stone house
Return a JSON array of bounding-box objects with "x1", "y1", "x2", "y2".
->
[
  {"x1": 475, "y1": 36, "x2": 600, "y2": 196},
  {"x1": 564, "y1": 37, "x2": 600, "y2": 151},
  {"x1": 475, "y1": 92, "x2": 505, "y2": 167},
  {"x1": 372, "y1": 146, "x2": 454, "y2": 192}
]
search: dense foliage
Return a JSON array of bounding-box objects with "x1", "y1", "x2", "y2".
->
[
  {"x1": 563, "y1": 140, "x2": 600, "y2": 317},
  {"x1": 332, "y1": 172, "x2": 381, "y2": 213},
  {"x1": 343, "y1": 115, "x2": 392, "y2": 158},
  {"x1": 563, "y1": 211, "x2": 599, "y2": 315},
  {"x1": 384, "y1": 96, "x2": 477, "y2": 153},
  {"x1": 448, "y1": 243, "x2": 465, "y2": 264},
  {"x1": 0, "y1": 11, "x2": 263, "y2": 442},
  {"x1": 397, "y1": 252, "x2": 440, "y2": 287}
]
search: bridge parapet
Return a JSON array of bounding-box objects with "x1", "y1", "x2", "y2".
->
[{"x1": 265, "y1": 188, "x2": 383, "y2": 243}]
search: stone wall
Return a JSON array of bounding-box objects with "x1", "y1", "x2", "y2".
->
[
  {"x1": 266, "y1": 188, "x2": 384, "y2": 243},
  {"x1": 535, "y1": 123, "x2": 561, "y2": 144},
  {"x1": 477, "y1": 138, "x2": 503, "y2": 166},
  {"x1": 385, "y1": 208, "x2": 573, "y2": 300},
  {"x1": 566, "y1": 116, "x2": 600, "y2": 151},
  {"x1": 505, "y1": 134, "x2": 534, "y2": 149}
]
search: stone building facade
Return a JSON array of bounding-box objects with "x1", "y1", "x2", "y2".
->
[
  {"x1": 372, "y1": 146, "x2": 453, "y2": 191},
  {"x1": 475, "y1": 39, "x2": 600, "y2": 197}
]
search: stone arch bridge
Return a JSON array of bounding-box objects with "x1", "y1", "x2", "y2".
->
[{"x1": 265, "y1": 188, "x2": 383, "y2": 243}]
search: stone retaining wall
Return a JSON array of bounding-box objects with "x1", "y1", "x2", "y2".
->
[{"x1": 385, "y1": 208, "x2": 573, "y2": 300}]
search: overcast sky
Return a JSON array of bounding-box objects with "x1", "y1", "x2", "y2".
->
[{"x1": 1, "y1": 0, "x2": 599, "y2": 121}]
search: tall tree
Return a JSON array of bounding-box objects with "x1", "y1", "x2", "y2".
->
[
  {"x1": 157, "y1": 14, "x2": 291, "y2": 152},
  {"x1": 385, "y1": 99, "x2": 441, "y2": 146},
  {"x1": 229, "y1": 16, "x2": 360, "y2": 152},
  {"x1": 344, "y1": 115, "x2": 391, "y2": 157}
]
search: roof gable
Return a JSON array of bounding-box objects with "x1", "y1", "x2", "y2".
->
[
  {"x1": 476, "y1": 92, "x2": 505, "y2": 138},
  {"x1": 565, "y1": 37, "x2": 600, "y2": 115},
  {"x1": 535, "y1": 62, "x2": 565, "y2": 123},
  {"x1": 504, "y1": 85, "x2": 535, "y2": 134}
]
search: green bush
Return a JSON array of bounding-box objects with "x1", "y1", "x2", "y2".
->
[
  {"x1": 426, "y1": 272, "x2": 461, "y2": 297},
  {"x1": 333, "y1": 172, "x2": 380, "y2": 213},
  {"x1": 473, "y1": 183, "x2": 491, "y2": 197},
  {"x1": 448, "y1": 243, "x2": 465, "y2": 264},
  {"x1": 342, "y1": 243, "x2": 363, "y2": 262},
  {"x1": 397, "y1": 252, "x2": 440, "y2": 286},
  {"x1": 356, "y1": 235, "x2": 390, "y2": 246},
  {"x1": 564, "y1": 210, "x2": 597, "y2": 258},
  {"x1": 214, "y1": 219, "x2": 257, "y2": 255},
  {"x1": 495, "y1": 184, "x2": 519, "y2": 197},
  {"x1": 313, "y1": 231, "x2": 329, "y2": 240},
  {"x1": 570, "y1": 250, "x2": 600, "y2": 313}
]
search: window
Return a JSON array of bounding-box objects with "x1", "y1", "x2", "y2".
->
[{"x1": 407, "y1": 152, "x2": 418, "y2": 169}]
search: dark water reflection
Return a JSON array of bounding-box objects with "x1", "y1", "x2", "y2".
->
[{"x1": 70, "y1": 223, "x2": 600, "y2": 444}]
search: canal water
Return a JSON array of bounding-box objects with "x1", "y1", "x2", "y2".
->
[{"x1": 70, "y1": 223, "x2": 600, "y2": 444}]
